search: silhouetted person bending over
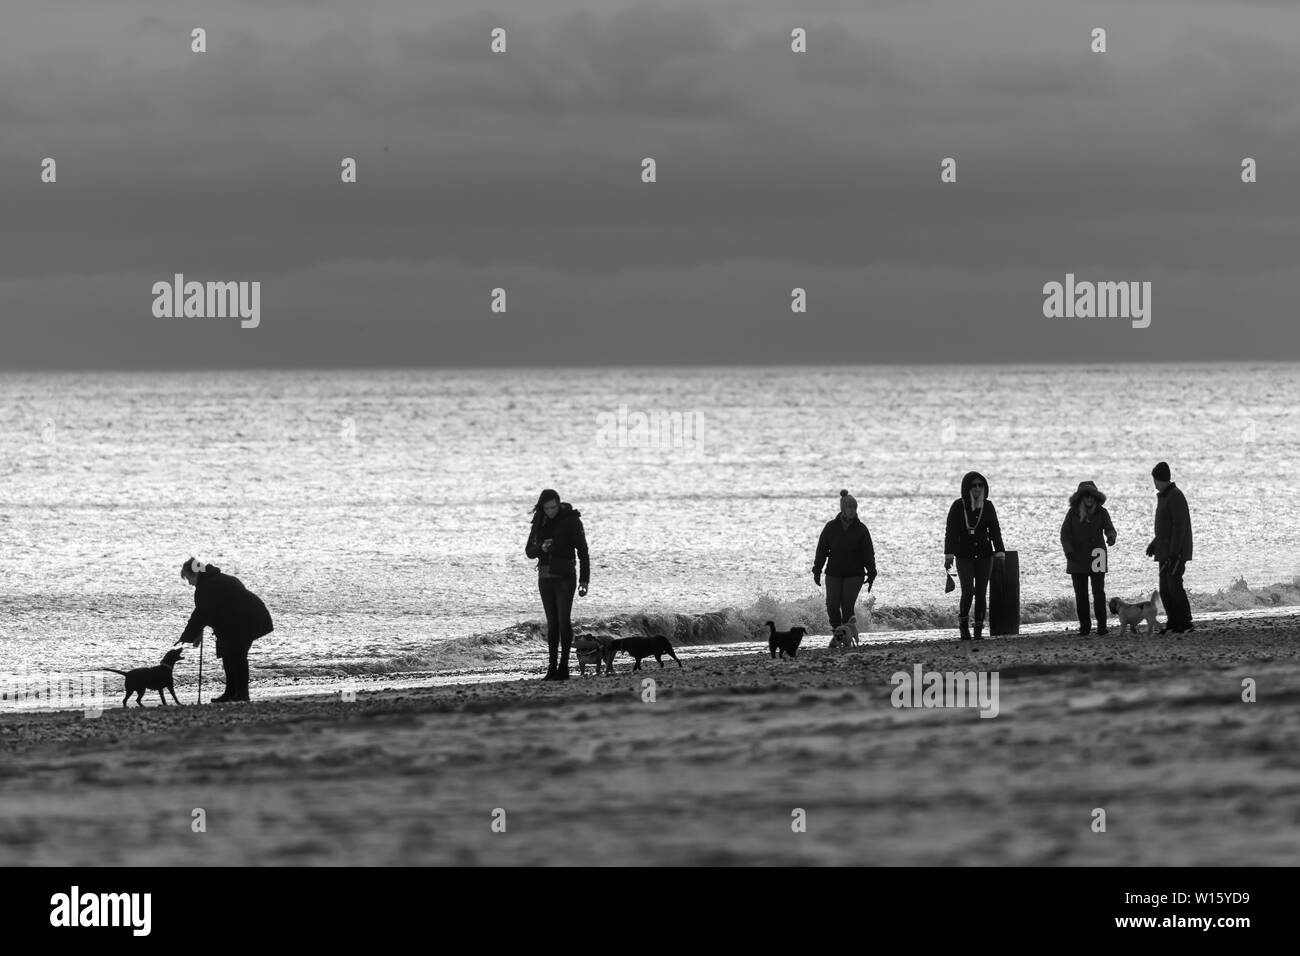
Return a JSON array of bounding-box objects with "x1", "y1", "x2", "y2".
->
[{"x1": 176, "y1": 558, "x2": 274, "y2": 702}]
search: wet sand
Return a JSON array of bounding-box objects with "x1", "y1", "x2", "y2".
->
[{"x1": 2, "y1": 616, "x2": 1298, "y2": 866}]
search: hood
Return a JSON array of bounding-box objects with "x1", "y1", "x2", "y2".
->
[
  {"x1": 1069, "y1": 480, "x2": 1107, "y2": 507},
  {"x1": 960, "y1": 471, "x2": 989, "y2": 502}
]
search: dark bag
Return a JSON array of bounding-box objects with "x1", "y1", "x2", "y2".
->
[{"x1": 944, "y1": 572, "x2": 956, "y2": 594}]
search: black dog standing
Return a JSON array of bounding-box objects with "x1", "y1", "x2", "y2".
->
[{"x1": 175, "y1": 558, "x2": 274, "y2": 702}]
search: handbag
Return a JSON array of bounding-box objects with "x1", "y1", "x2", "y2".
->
[{"x1": 944, "y1": 572, "x2": 956, "y2": 594}]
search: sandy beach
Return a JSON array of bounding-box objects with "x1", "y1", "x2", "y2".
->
[{"x1": 3, "y1": 615, "x2": 1298, "y2": 866}]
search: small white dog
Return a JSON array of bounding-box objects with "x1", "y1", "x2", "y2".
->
[
  {"x1": 1108, "y1": 591, "x2": 1160, "y2": 638},
  {"x1": 829, "y1": 616, "x2": 860, "y2": 650}
]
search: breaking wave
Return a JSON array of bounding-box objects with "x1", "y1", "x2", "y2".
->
[{"x1": 297, "y1": 576, "x2": 1300, "y2": 676}]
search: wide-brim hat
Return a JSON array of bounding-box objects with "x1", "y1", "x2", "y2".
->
[{"x1": 1069, "y1": 480, "x2": 1106, "y2": 506}]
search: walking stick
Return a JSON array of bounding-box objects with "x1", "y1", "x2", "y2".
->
[{"x1": 197, "y1": 635, "x2": 204, "y2": 705}]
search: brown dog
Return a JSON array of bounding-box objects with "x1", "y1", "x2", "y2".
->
[
  {"x1": 1108, "y1": 590, "x2": 1160, "y2": 637},
  {"x1": 573, "y1": 633, "x2": 616, "y2": 676},
  {"x1": 828, "y1": 616, "x2": 860, "y2": 650}
]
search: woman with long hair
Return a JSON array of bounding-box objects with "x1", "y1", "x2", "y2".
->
[
  {"x1": 525, "y1": 489, "x2": 590, "y2": 680},
  {"x1": 943, "y1": 471, "x2": 1005, "y2": 640}
]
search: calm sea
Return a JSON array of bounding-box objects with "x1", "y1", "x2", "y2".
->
[{"x1": 2, "y1": 364, "x2": 1297, "y2": 701}]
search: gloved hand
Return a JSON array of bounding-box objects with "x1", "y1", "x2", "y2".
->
[
  {"x1": 866, "y1": 569, "x2": 877, "y2": 593},
  {"x1": 812, "y1": 570, "x2": 821, "y2": 587},
  {"x1": 1106, "y1": 534, "x2": 1117, "y2": 547},
  {"x1": 1146, "y1": 540, "x2": 1156, "y2": 558},
  {"x1": 944, "y1": 554, "x2": 954, "y2": 571}
]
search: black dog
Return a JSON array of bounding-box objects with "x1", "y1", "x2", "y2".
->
[
  {"x1": 766, "y1": 621, "x2": 806, "y2": 659},
  {"x1": 607, "y1": 635, "x2": 682, "y2": 670},
  {"x1": 104, "y1": 647, "x2": 185, "y2": 707}
]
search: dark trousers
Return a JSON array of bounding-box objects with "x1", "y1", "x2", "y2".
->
[
  {"x1": 218, "y1": 635, "x2": 254, "y2": 699},
  {"x1": 825, "y1": 574, "x2": 865, "y2": 628},
  {"x1": 955, "y1": 556, "x2": 993, "y2": 623},
  {"x1": 1070, "y1": 572, "x2": 1107, "y2": 634},
  {"x1": 538, "y1": 574, "x2": 577, "y2": 669},
  {"x1": 1159, "y1": 558, "x2": 1193, "y2": 630}
]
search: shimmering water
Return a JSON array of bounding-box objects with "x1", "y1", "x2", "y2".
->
[{"x1": 1, "y1": 364, "x2": 1296, "y2": 697}]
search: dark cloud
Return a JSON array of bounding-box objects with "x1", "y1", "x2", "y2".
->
[{"x1": 0, "y1": 0, "x2": 1297, "y2": 368}]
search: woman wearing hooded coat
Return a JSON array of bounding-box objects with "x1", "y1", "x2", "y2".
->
[
  {"x1": 1060, "y1": 480, "x2": 1117, "y2": 636},
  {"x1": 525, "y1": 489, "x2": 590, "y2": 681},
  {"x1": 943, "y1": 471, "x2": 1005, "y2": 640}
]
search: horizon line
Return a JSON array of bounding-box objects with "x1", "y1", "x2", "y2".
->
[{"x1": 1, "y1": 358, "x2": 1298, "y2": 376}]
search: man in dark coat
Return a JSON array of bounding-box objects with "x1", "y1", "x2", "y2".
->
[
  {"x1": 176, "y1": 558, "x2": 274, "y2": 702},
  {"x1": 813, "y1": 489, "x2": 878, "y2": 629},
  {"x1": 1145, "y1": 462, "x2": 1194, "y2": 633}
]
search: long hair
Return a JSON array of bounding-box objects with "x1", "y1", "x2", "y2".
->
[{"x1": 531, "y1": 488, "x2": 561, "y2": 532}]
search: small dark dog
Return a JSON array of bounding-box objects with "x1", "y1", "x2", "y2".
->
[
  {"x1": 104, "y1": 647, "x2": 185, "y2": 707},
  {"x1": 607, "y1": 635, "x2": 682, "y2": 671},
  {"x1": 766, "y1": 621, "x2": 806, "y2": 659}
]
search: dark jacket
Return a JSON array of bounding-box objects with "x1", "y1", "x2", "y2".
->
[
  {"x1": 525, "y1": 503, "x2": 590, "y2": 583},
  {"x1": 813, "y1": 516, "x2": 877, "y2": 578},
  {"x1": 179, "y1": 565, "x2": 274, "y2": 658},
  {"x1": 1150, "y1": 482, "x2": 1193, "y2": 562},
  {"x1": 1060, "y1": 504, "x2": 1116, "y2": 575},
  {"x1": 944, "y1": 471, "x2": 1005, "y2": 561}
]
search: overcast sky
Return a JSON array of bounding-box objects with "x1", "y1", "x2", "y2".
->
[{"x1": 1, "y1": 0, "x2": 1297, "y2": 369}]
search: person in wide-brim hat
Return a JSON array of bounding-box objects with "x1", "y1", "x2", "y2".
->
[
  {"x1": 1060, "y1": 481, "x2": 1117, "y2": 637},
  {"x1": 1069, "y1": 480, "x2": 1107, "y2": 507}
]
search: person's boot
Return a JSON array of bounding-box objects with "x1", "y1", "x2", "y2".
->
[
  {"x1": 555, "y1": 661, "x2": 570, "y2": 681},
  {"x1": 958, "y1": 618, "x2": 972, "y2": 641},
  {"x1": 542, "y1": 664, "x2": 557, "y2": 681},
  {"x1": 212, "y1": 688, "x2": 235, "y2": 703},
  {"x1": 232, "y1": 660, "x2": 251, "y2": 701},
  {"x1": 973, "y1": 618, "x2": 984, "y2": 640}
]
